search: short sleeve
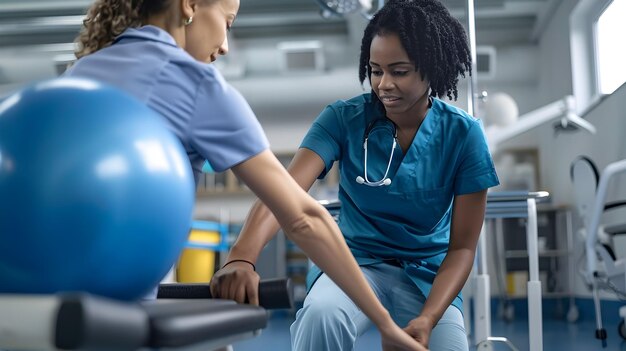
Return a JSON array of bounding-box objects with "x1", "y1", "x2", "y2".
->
[
  {"x1": 189, "y1": 73, "x2": 269, "y2": 172},
  {"x1": 454, "y1": 120, "x2": 500, "y2": 195},
  {"x1": 299, "y1": 105, "x2": 343, "y2": 178}
]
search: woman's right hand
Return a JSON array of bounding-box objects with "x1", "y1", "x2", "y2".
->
[
  {"x1": 209, "y1": 261, "x2": 260, "y2": 305},
  {"x1": 379, "y1": 320, "x2": 429, "y2": 351}
]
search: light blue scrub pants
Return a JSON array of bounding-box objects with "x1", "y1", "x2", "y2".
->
[{"x1": 290, "y1": 263, "x2": 468, "y2": 351}]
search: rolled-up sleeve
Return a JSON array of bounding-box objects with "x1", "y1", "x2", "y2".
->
[
  {"x1": 299, "y1": 105, "x2": 343, "y2": 178},
  {"x1": 453, "y1": 120, "x2": 499, "y2": 195}
]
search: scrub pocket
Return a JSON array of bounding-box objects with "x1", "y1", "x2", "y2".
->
[{"x1": 389, "y1": 184, "x2": 453, "y2": 231}]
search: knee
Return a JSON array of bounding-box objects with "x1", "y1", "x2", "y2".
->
[
  {"x1": 429, "y1": 320, "x2": 468, "y2": 351},
  {"x1": 296, "y1": 300, "x2": 348, "y2": 328},
  {"x1": 291, "y1": 300, "x2": 360, "y2": 350}
]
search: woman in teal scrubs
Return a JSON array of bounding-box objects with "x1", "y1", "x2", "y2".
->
[{"x1": 211, "y1": 0, "x2": 499, "y2": 349}]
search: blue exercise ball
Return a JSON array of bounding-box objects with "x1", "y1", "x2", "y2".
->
[{"x1": 0, "y1": 78, "x2": 195, "y2": 301}]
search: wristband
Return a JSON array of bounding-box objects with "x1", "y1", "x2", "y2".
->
[{"x1": 222, "y1": 259, "x2": 256, "y2": 271}]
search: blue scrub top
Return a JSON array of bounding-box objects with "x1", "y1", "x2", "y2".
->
[
  {"x1": 302, "y1": 93, "x2": 499, "y2": 312},
  {"x1": 65, "y1": 25, "x2": 269, "y2": 185}
]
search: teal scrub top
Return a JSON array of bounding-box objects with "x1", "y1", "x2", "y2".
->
[{"x1": 301, "y1": 93, "x2": 499, "y2": 313}]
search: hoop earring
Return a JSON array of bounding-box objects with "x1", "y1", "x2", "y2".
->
[{"x1": 184, "y1": 16, "x2": 193, "y2": 26}]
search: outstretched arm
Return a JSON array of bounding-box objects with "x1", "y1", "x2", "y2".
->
[
  {"x1": 213, "y1": 149, "x2": 426, "y2": 351},
  {"x1": 209, "y1": 148, "x2": 323, "y2": 305}
]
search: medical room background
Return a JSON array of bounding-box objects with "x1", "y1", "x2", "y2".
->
[{"x1": 0, "y1": 0, "x2": 625, "y2": 351}]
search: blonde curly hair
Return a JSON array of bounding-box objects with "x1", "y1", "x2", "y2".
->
[{"x1": 74, "y1": 0, "x2": 146, "y2": 59}]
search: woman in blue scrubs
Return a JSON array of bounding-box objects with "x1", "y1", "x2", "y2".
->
[
  {"x1": 65, "y1": 1, "x2": 425, "y2": 350},
  {"x1": 211, "y1": 0, "x2": 499, "y2": 350}
]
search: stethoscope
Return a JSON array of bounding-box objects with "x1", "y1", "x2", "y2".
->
[{"x1": 355, "y1": 118, "x2": 398, "y2": 187}]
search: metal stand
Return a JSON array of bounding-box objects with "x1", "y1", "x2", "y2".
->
[
  {"x1": 473, "y1": 191, "x2": 549, "y2": 351},
  {"x1": 477, "y1": 337, "x2": 521, "y2": 351}
]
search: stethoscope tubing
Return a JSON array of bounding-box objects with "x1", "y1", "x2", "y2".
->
[{"x1": 356, "y1": 118, "x2": 398, "y2": 187}]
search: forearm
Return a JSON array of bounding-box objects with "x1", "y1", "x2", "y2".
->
[
  {"x1": 227, "y1": 200, "x2": 281, "y2": 264},
  {"x1": 231, "y1": 151, "x2": 393, "y2": 328},
  {"x1": 419, "y1": 248, "x2": 475, "y2": 325},
  {"x1": 228, "y1": 148, "x2": 323, "y2": 265},
  {"x1": 283, "y1": 201, "x2": 393, "y2": 328}
]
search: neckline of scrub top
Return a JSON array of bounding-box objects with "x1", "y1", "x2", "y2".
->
[
  {"x1": 114, "y1": 25, "x2": 178, "y2": 48},
  {"x1": 395, "y1": 98, "x2": 442, "y2": 165}
]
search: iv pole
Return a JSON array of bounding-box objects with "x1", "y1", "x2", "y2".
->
[
  {"x1": 466, "y1": 1, "x2": 534, "y2": 350},
  {"x1": 463, "y1": 0, "x2": 489, "y2": 343}
]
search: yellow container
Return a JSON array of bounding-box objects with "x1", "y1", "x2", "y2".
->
[
  {"x1": 176, "y1": 229, "x2": 220, "y2": 283},
  {"x1": 506, "y1": 271, "x2": 528, "y2": 297}
]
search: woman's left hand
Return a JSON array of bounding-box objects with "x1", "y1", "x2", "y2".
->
[{"x1": 403, "y1": 315, "x2": 436, "y2": 348}]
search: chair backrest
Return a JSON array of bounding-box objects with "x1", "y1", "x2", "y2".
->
[
  {"x1": 570, "y1": 156, "x2": 619, "y2": 262},
  {"x1": 570, "y1": 156, "x2": 600, "y2": 228}
]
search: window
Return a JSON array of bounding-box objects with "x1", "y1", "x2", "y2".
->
[
  {"x1": 595, "y1": 0, "x2": 626, "y2": 95},
  {"x1": 570, "y1": 0, "x2": 618, "y2": 113}
]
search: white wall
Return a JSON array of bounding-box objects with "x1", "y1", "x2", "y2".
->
[
  {"x1": 0, "y1": 53, "x2": 59, "y2": 96},
  {"x1": 537, "y1": 0, "x2": 579, "y2": 107},
  {"x1": 497, "y1": 0, "x2": 625, "y2": 207},
  {"x1": 489, "y1": 0, "x2": 626, "y2": 299},
  {"x1": 492, "y1": 0, "x2": 580, "y2": 153}
]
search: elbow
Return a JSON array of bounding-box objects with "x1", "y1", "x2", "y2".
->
[
  {"x1": 282, "y1": 204, "x2": 328, "y2": 243},
  {"x1": 283, "y1": 212, "x2": 316, "y2": 242}
]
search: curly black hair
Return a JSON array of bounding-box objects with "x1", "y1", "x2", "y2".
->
[{"x1": 358, "y1": 0, "x2": 472, "y2": 101}]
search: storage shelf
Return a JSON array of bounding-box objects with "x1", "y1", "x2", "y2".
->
[
  {"x1": 196, "y1": 152, "x2": 339, "y2": 197},
  {"x1": 196, "y1": 188, "x2": 252, "y2": 198},
  {"x1": 499, "y1": 291, "x2": 574, "y2": 298},
  {"x1": 495, "y1": 208, "x2": 576, "y2": 303},
  {"x1": 505, "y1": 249, "x2": 570, "y2": 259}
]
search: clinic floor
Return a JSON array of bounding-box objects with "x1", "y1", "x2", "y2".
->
[{"x1": 231, "y1": 299, "x2": 626, "y2": 351}]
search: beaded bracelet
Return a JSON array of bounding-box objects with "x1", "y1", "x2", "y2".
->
[{"x1": 222, "y1": 259, "x2": 256, "y2": 271}]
